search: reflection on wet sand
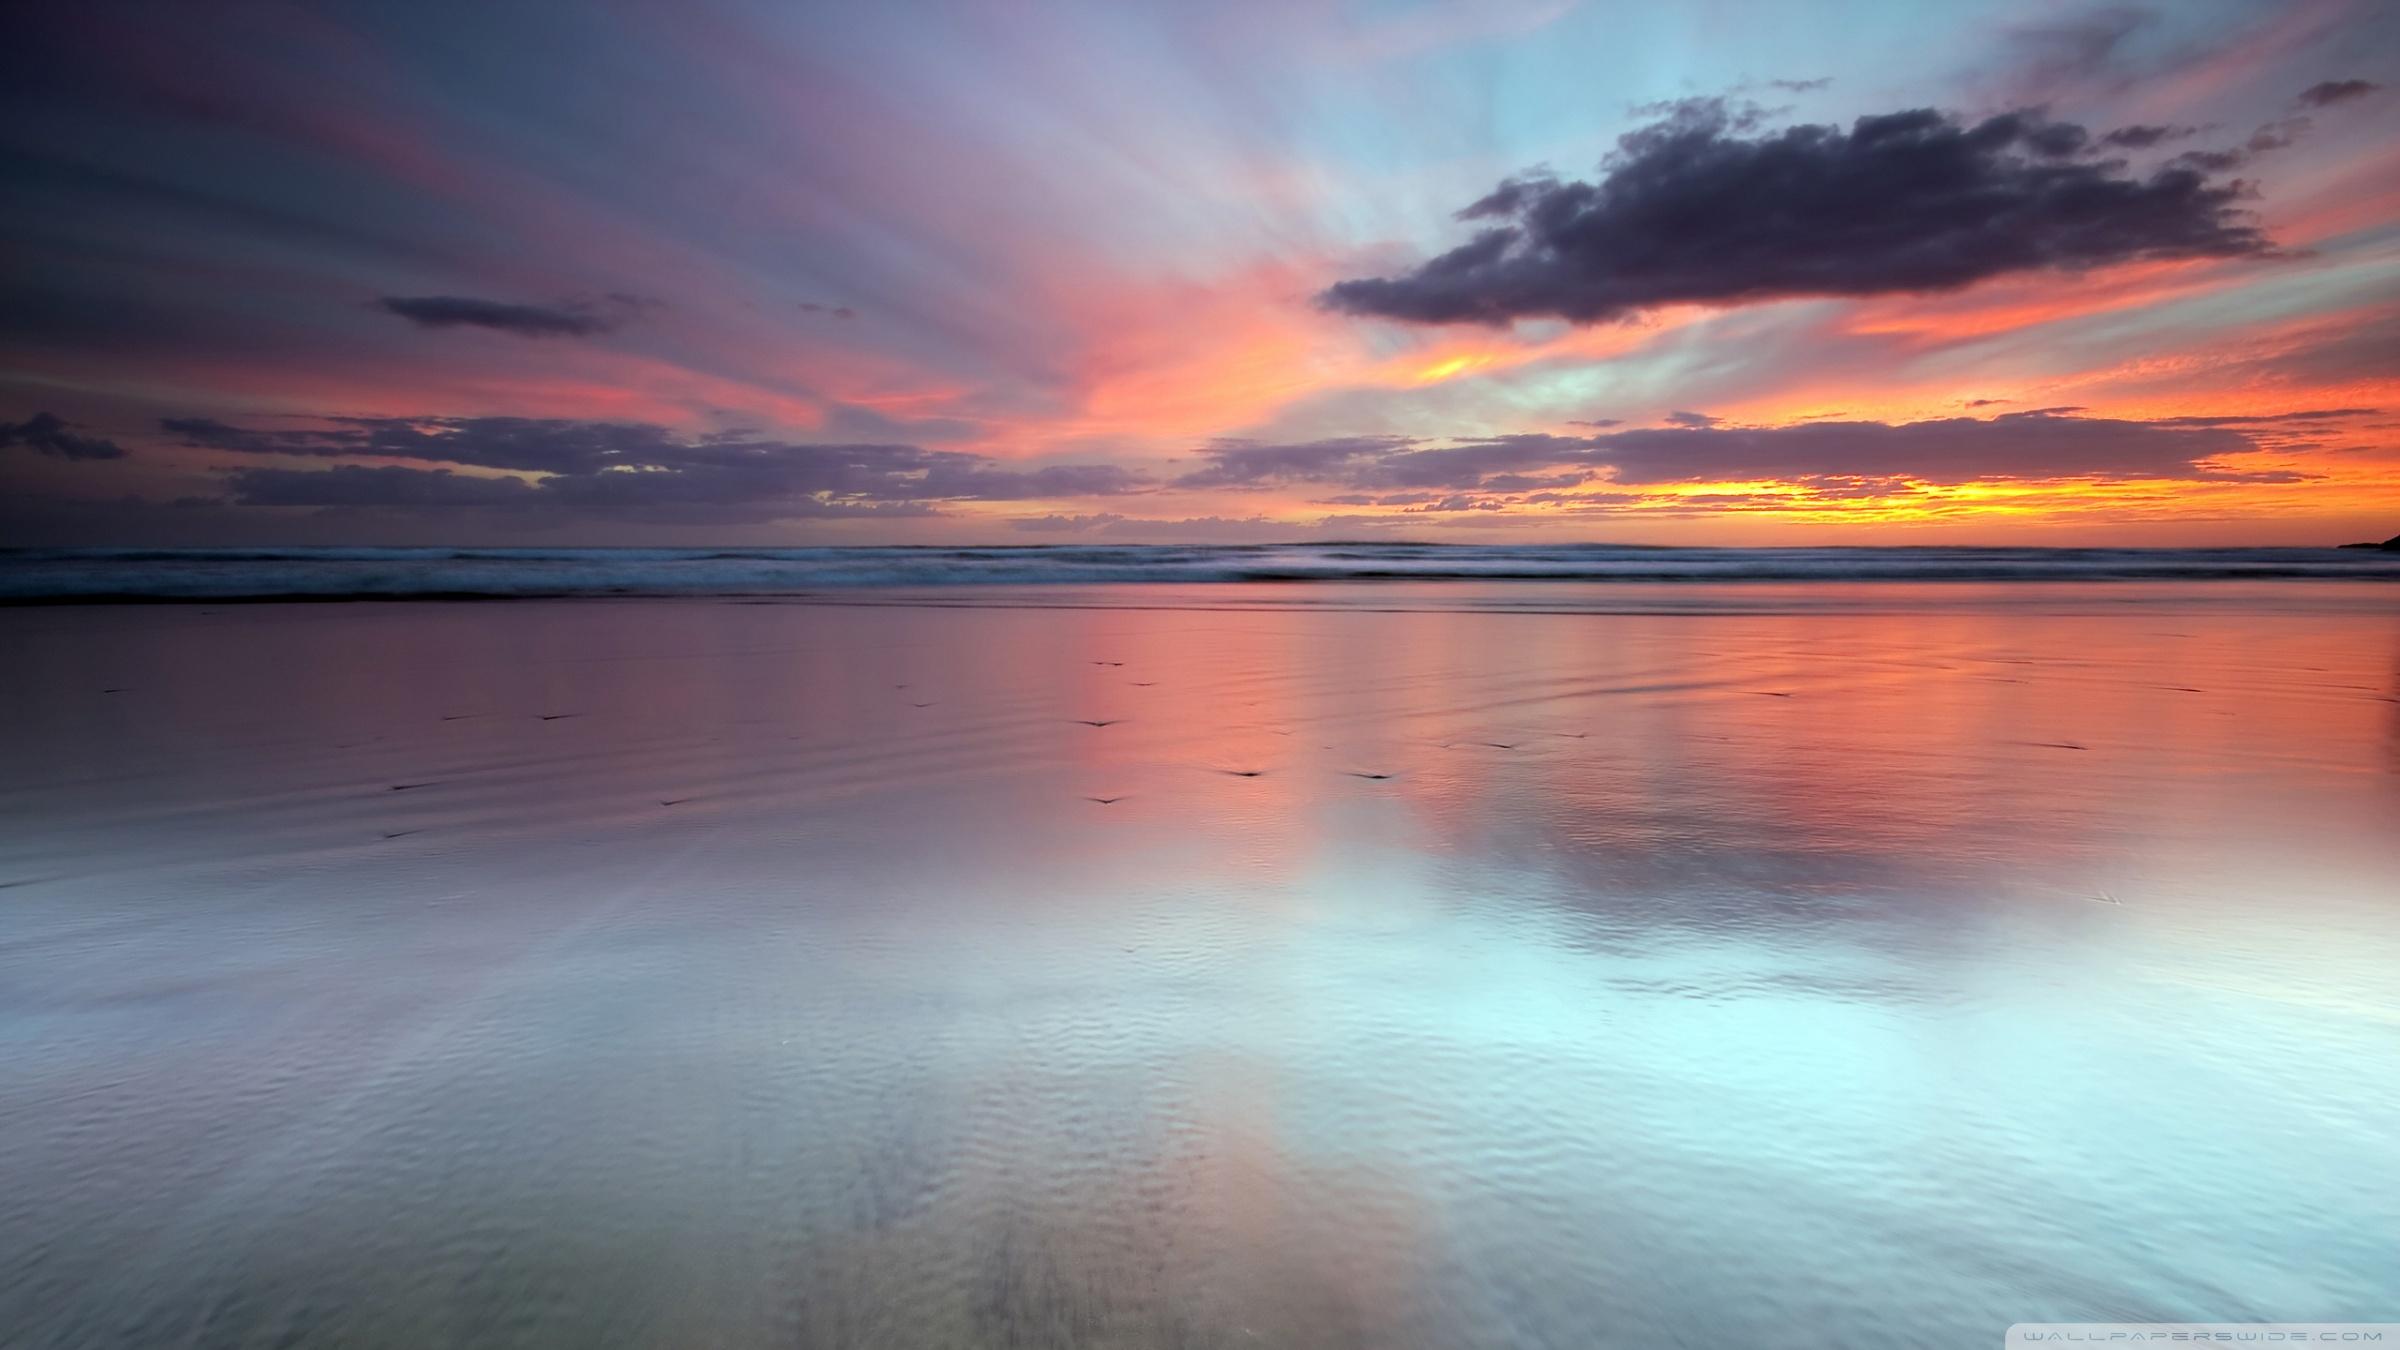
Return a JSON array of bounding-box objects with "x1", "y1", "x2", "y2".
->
[{"x1": 1, "y1": 583, "x2": 2395, "y2": 1348}]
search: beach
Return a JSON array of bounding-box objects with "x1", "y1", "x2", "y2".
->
[{"x1": 3, "y1": 578, "x2": 2396, "y2": 1348}]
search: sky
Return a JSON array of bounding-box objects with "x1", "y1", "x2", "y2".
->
[{"x1": 1, "y1": 0, "x2": 2395, "y2": 547}]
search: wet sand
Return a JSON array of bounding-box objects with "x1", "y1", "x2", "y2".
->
[{"x1": 2, "y1": 583, "x2": 2396, "y2": 1348}]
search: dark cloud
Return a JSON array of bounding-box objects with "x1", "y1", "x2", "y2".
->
[
  {"x1": 1580, "y1": 412, "x2": 2275, "y2": 485},
  {"x1": 170, "y1": 414, "x2": 1146, "y2": 522},
  {"x1": 915, "y1": 460, "x2": 1149, "y2": 501},
  {"x1": 1176, "y1": 409, "x2": 2351, "y2": 495},
  {"x1": 373, "y1": 296, "x2": 628, "y2": 338},
  {"x1": 1172, "y1": 435, "x2": 1415, "y2": 488},
  {"x1": 1477, "y1": 472, "x2": 1591, "y2": 492},
  {"x1": 2297, "y1": 79, "x2": 2379, "y2": 108},
  {"x1": 1349, "y1": 434, "x2": 1592, "y2": 490},
  {"x1": 165, "y1": 415, "x2": 676, "y2": 473},
  {"x1": 1321, "y1": 100, "x2": 2272, "y2": 326},
  {"x1": 1169, "y1": 434, "x2": 1592, "y2": 494},
  {"x1": 1665, "y1": 410, "x2": 1720, "y2": 428},
  {"x1": 1, "y1": 411, "x2": 128, "y2": 460},
  {"x1": 218, "y1": 465, "x2": 930, "y2": 522},
  {"x1": 2245, "y1": 117, "x2": 2311, "y2": 152},
  {"x1": 2167, "y1": 113, "x2": 2320, "y2": 174},
  {"x1": 2145, "y1": 408, "x2": 2377, "y2": 427},
  {"x1": 2098, "y1": 123, "x2": 2194, "y2": 149},
  {"x1": 224, "y1": 465, "x2": 539, "y2": 509},
  {"x1": 1170, "y1": 435, "x2": 1526, "y2": 491},
  {"x1": 1766, "y1": 77, "x2": 1832, "y2": 93},
  {"x1": 2167, "y1": 147, "x2": 2247, "y2": 174}
]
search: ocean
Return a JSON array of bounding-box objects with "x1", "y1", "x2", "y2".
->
[
  {"x1": 2, "y1": 563, "x2": 2394, "y2": 1348},
  {"x1": 5, "y1": 542, "x2": 2399, "y2": 602}
]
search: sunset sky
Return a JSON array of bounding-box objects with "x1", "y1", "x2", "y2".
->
[{"x1": 1, "y1": 0, "x2": 2394, "y2": 546}]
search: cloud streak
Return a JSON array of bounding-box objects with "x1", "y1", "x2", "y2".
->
[
  {"x1": 372, "y1": 296, "x2": 635, "y2": 338},
  {"x1": 1178, "y1": 409, "x2": 2365, "y2": 495},
  {"x1": 2296, "y1": 79, "x2": 2379, "y2": 108},
  {"x1": 1322, "y1": 100, "x2": 2273, "y2": 326},
  {"x1": 1, "y1": 412, "x2": 128, "y2": 461},
  {"x1": 173, "y1": 415, "x2": 1146, "y2": 523}
]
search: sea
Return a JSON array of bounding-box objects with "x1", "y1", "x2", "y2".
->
[{"x1": 4, "y1": 542, "x2": 2398, "y2": 602}]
